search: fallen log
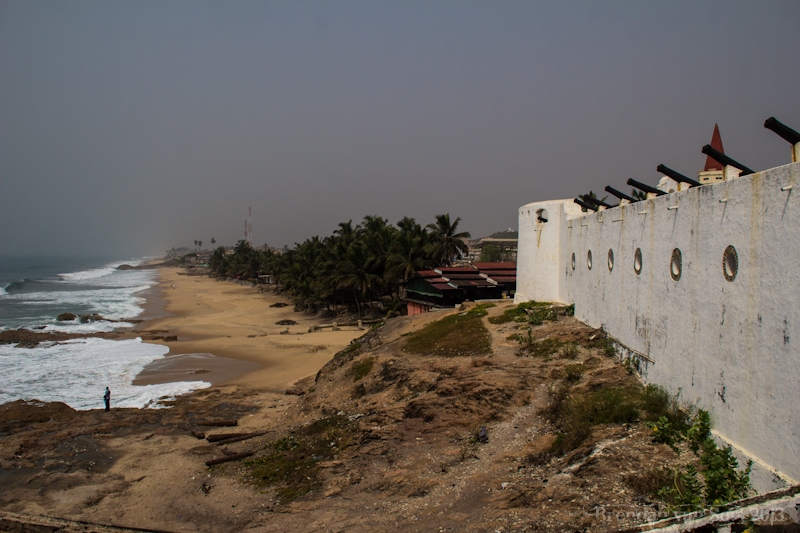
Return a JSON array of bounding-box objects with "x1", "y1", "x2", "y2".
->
[
  {"x1": 205, "y1": 451, "x2": 253, "y2": 467},
  {"x1": 206, "y1": 432, "x2": 251, "y2": 443},
  {"x1": 215, "y1": 431, "x2": 267, "y2": 446},
  {"x1": 191, "y1": 430, "x2": 206, "y2": 439},
  {"x1": 194, "y1": 419, "x2": 238, "y2": 427}
]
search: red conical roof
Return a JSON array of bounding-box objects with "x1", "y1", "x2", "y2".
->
[{"x1": 704, "y1": 123, "x2": 725, "y2": 171}]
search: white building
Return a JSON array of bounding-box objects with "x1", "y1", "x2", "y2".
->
[{"x1": 515, "y1": 128, "x2": 800, "y2": 493}]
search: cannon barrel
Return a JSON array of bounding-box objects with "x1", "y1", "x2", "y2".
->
[
  {"x1": 656, "y1": 164, "x2": 700, "y2": 187},
  {"x1": 573, "y1": 198, "x2": 596, "y2": 212},
  {"x1": 701, "y1": 145, "x2": 755, "y2": 175},
  {"x1": 764, "y1": 117, "x2": 800, "y2": 145},
  {"x1": 605, "y1": 186, "x2": 636, "y2": 202},
  {"x1": 627, "y1": 178, "x2": 666, "y2": 196},
  {"x1": 580, "y1": 194, "x2": 616, "y2": 209}
]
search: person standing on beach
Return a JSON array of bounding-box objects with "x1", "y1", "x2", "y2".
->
[{"x1": 103, "y1": 387, "x2": 111, "y2": 411}]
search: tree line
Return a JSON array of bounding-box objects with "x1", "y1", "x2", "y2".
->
[{"x1": 208, "y1": 214, "x2": 470, "y2": 315}]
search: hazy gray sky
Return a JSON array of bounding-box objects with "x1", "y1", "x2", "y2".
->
[{"x1": 2, "y1": 1, "x2": 798, "y2": 257}]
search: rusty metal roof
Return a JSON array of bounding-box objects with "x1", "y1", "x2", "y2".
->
[{"x1": 472, "y1": 262, "x2": 516, "y2": 270}]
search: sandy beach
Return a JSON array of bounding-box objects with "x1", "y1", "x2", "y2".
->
[{"x1": 134, "y1": 268, "x2": 365, "y2": 391}]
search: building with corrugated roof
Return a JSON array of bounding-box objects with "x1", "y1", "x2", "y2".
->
[{"x1": 403, "y1": 262, "x2": 516, "y2": 315}]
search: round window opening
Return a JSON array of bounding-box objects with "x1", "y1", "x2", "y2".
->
[
  {"x1": 587, "y1": 250, "x2": 593, "y2": 270},
  {"x1": 670, "y1": 248, "x2": 682, "y2": 281},
  {"x1": 634, "y1": 248, "x2": 642, "y2": 275},
  {"x1": 723, "y1": 245, "x2": 738, "y2": 281},
  {"x1": 571, "y1": 252, "x2": 576, "y2": 271},
  {"x1": 608, "y1": 249, "x2": 614, "y2": 272}
]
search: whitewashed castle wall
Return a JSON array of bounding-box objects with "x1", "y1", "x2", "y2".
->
[{"x1": 516, "y1": 161, "x2": 800, "y2": 492}]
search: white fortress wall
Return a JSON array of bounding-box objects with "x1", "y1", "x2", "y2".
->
[
  {"x1": 516, "y1": 199, "x2": 583, "y2": 304},
  {"x1": 516, "y1": 161, "x2": 800, "y2": 491}
]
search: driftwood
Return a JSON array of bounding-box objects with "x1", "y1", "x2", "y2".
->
[
  {"x1": 194, "y1": 419, "x2": 238, "y2": 427},
  {"x1": 215, "y1": 431, "x2": 267, "y2": 446},
  {"x1": 206, "y1": 432, "x2": 250, "y2": 443},
  {"x1": 205, "y1": 451, "x2": 253, "y2": 467}
]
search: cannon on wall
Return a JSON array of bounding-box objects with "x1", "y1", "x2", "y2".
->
[
  {"x1": 605, "y1": 186, "x2": 636, "y2": 203},
  {"x1": 580, "y1": 194, "x2": 616, "y2": 209},
  {"x1": 627, "y1": 178, "x2": 666, "y2": 197},
  {"x1": 764, "y1": 117, "x2": 800, "y2": 146},
  {"x1": 573, "y1": 197, "x2": 597, "y2": 211},
  {"x1": 701, "y1": 145, "x2": 754, "y2": 175},
  {"x1": 657, "y1": 164, "x2": 700, "y2": 187}
]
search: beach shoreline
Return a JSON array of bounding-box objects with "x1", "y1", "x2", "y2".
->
[{"x1": 132, "y1": 267, "x2": 365, "y2": 391}]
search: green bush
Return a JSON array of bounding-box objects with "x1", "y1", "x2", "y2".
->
[
  {"x1": 488, "y1": 300, "x2": 552, "y2": 325},
  {"x1": 246, "y1": 415, "x2": 358, "y2": 503}
]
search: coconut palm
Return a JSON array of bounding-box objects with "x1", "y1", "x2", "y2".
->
[{"x1": 426, "y1": 214, "x2": 471, "y2": 267}]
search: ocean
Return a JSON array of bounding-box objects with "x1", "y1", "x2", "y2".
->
[{"x1": 0, "y1": 256, "x2": 210, "y2": 410}]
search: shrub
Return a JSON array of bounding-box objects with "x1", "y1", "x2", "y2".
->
[
  {"x1": 488, "y1": 300, "x2": 551, "y2": 325},
  {"x1": 247, "y1": 415, "x2": 358, "y2": 503}
]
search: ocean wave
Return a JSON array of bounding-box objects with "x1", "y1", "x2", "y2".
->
[
  {"x1": 2, "y1": 279, "x2": 30, "y2": 294},
  {"x1": 7, "y1": 285, "x2": 150, "y2": 321},
  {"x1": 0, "y1": 337, "x2": 210, "y2": 410},
  {"x1": 58, "y1": 266, "x2": 118, "y2": 282},
  {"x1": 56, "y1": 258, "x2": 146, "y2": 283}
]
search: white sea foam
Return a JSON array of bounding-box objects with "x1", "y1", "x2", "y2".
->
[
  {"x1": 9, "y1": 285, "x2": 150, "y2": 319},
  {"x1": 58, "y1": 266, "x2": 118, "y2": 282},
  {"x1": 0, "y1": 337, "x2": 210, "y2": 410},
  {"x1": 56, "y1": 259, "x2": 145, "y2": 282}
]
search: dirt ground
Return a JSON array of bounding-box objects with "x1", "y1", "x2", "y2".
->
[{"x1": 0, "y1": 300, "x2": 693, "y2": 533}]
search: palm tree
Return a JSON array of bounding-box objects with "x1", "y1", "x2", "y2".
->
[{"x1": 426, "y1": 214, "x2": 471, "y2": 267}]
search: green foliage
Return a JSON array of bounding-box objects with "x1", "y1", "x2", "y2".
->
[
  {"x1": 246, "y1": 415, "x2": 357, "y2": 504},
  {"x1": 687, "y1": 409, "x2": 712, "y2": 452},
  {"x1": 548, "y1": 386, "x2": 642, "y2": 454},
  {"x1": 207, "y1": 213, "x2": 468, "y2": 315},
  {"x1": 546, "y1": 383, "x2": 688, "y2": 457},
  {"x1": 653, "y1": 409, "x2": 752, "y2": 512},
  {"x1": 479, "y1": 242, "x2": 515, "y2": 263},
  {"x1": 561, "y1": 364, "x2": 584, "y2": 383},
  {"x1": 588, "y1": 336, "x2": 617, "y2": 357},
  {"x1": 488, "y1": 300, "x2": 552, "y2": 325},
  {"x1": 700, "y1": 442, "x2": 751, "y2": 505},
  {"x1": 350, "y1": 356, "x2": 374, "y2": 382},
  {"x1": 640, "y1": 384, "x2": 688, "y2": 426},
  {"x1": 403, "y1": 306, "x2": 492, "y2": 357},
  {"x1": 658, "y1": 465, "x2": 705, "y2": 512},
  {"x1": 515, "y1": 330, "x2": 564, "y2": 359},
  {"x1": 648, "y1": 416, "x2": 682, "y2": 451},
  {"x1": 425, "y1": 213, "x2": 471, "y2": 267},
  {"x1": 564, "y1": 303, "x2": 575, "y2": 316}
]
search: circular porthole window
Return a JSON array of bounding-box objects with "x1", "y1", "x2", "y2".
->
[
  {"x1": 608, "y1": 249, "x2": 614, "y2": 272},
  {"x1": 587, "y1": 250, "x2": 593, "y2": 270},
  {"x1": 723, "y1": 245, "x2": 738, "y2": 281},
  {"x1": 670, "y1": 248, "x2": 682, "y2": 281},
  {"x1": 634, "y1": 248, "x2": 642, "y2": 275},
  {"x1": 571, "y1": 252, "x2": 576, "y2": 271}
]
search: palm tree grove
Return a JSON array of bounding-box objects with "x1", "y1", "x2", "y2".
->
[{"x1": 208, "y1": 214, "x2": 471, "y2": 316}]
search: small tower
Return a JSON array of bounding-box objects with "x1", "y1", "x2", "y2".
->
[{"x1": 698, "y1": 124, "x2": 726, "y2": 183}]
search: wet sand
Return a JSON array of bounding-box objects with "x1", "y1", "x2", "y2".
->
[{"x1": 134, "y1": 268, "x2": 365, "y2": 391}]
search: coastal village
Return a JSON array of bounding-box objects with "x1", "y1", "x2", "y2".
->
[{"x1": 1, "y1": 120, "x2": 799, "y2": 532}]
